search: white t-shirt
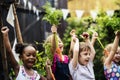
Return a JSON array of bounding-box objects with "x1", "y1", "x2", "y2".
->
[
  {"x1": 69, "y1": 60, "x2": 95, "y2": 80},
  {"x1": 16, "y1": 66, "x2": 40, "y2": 80}
]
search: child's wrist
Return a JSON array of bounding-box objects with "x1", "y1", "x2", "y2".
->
[
  {"x1": 52, "y1": 32, "x2": 56, "y2": 34},
  {"x1": 3, "y1": 33, "x2": 8, "y2": 37},
  {"x1": 85, "y1": 38, "x2": 90, "y2": 42},
  {"x1": 92, "y1": 37, "x2": 97, "y2": 41}
]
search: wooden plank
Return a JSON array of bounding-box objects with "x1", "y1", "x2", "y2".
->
[{"x1": 0, "y1": 5, "x2": 9, "y2": 80}]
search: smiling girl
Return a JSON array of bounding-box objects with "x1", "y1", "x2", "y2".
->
[{"x1": 1, "y1": 26, "x2": 54, "y2": 80}]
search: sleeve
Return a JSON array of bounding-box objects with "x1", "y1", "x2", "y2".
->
[
  {"x1": 64, "y1": 55, "x2": 69, "y2": 63},
  {"x1": 69, "y1": 59, "x2": 79, "y2": 77}
]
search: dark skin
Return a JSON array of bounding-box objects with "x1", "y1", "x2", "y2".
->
[{"x1": 1, "y1": 26, "x2": 53, "y2": 80}]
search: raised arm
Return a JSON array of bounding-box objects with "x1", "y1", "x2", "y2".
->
[
  {"x1": 1, "y1": 26, "x2": 19, "y2": 75},
  {"x1": 72, "y1": 36, "x2": 79, "y2": 68},
  {"x1": 105, "y1": 31, "x2": 120, "y2": 68},
  {"x1": 91, "y1": 31, "x2": 98, "y2": 46},
  {"x1": 51, "y1": 25, "x2": 58, "y2": 55},
  {"x1": 69, "y1": 29, "x2": 77, "y2": 60}
]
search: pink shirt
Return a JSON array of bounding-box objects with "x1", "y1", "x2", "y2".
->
[{"x1": 51, "y1": 53, "x2": 69, "y2": 73}]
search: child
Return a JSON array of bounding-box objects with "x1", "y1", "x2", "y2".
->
[
  {"x1": 69, "y1": 32, "x2": 96, "y2": 80},
  {"x1": 69, "y1": 30, "x2": 98, "y2": 61},
  {"x1": 45, "y1": 25, "x2": 72, "y2": 80},
  {"x1": 103, "y1": 31, "x2": 120, "y2": 80},
  {"x1": 1, "y1": 26, "x2": 54, "y2": 80}
]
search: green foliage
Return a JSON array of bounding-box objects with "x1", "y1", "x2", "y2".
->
[
  {"x1": 9, "y1": 68, "x2": 15, "y2": 80},
  {"x1": 33, "y1": 51, "x2": 47, "y2": 76},
  {"x1": 42, "y1": 2, "x2": 63, "y2": 25},
  {"x1": 33, "y1": 41, "x2": 53, "y2": 76},
  {"x1": 95, "y1": 15, "x2": 120, "y2": 44},
  {"x1": 43, "y1": 41, "x2": 53, "y2": 62},
  {"x1": 63, "y1": 17, "x2": 93, "y2": 54},
  {"x1": 106, "y1": 17, "x2": 120, "y2": 31},
  {"x1": 96, "y1": 16, "x2": 120, "y2": 31}
]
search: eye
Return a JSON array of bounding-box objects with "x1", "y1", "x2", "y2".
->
[
  {"x1": 116, "y1": 52, "x2": 118, "y2": 54},
  {"x1": 88, "y1": 53, "x2": 90, "y2": 55},
  {"x1": 32, "y1": 54, "x2": 36, "y2": 57},
  {"x1": 84, "y1": 53, "x2": 88, "y2": 55},
  {"x1": 26, "y1": 53, "x2": 31, "y2": 56}
]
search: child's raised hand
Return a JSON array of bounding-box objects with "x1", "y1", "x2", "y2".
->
[
  {"x1": 51, "y1": 25, "x2": 57, "y2": 33},
  {"x1": 70, "y1": 29, "x2": 76, "y2": 36},
  {"x1": 80, "y1": 32, "x2": 89, "y2": 40},
  {"x1": 1, "y1": 26, "x2": 9, "y2": 34},
  {"x1": 46, "y1": 58, "x2": 51, "y2": 66},
  {"x1": 115, "y1": 30, "x2": 120, "y2": 38},
  {"x1": 70, "y1": 29, "x2": 77, "y2": 42},
  {"x1": 92, "y1": 32, "x2": 98, "y2": 40}
]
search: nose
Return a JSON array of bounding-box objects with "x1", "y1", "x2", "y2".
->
[
  {"x1": 87, "y1": 54, "x2": 90, "y2": 58},
  {"x1": 29, "y1": 56, "x2": 36, "y2": 61},
  {"x1": 29, "y1": 55, "x2": 34, "y2": 59},
  {"x1": 117, "y1": 54, "x2": 120, "y2": 57}
]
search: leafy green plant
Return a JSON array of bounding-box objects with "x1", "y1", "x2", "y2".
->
[
  {"x1": 42, "y1": 2, "x2": 63, "y2": 25},
  {"x1": 33, "y1": 51, "x2": 47, "y2": 76},
  {"x1": 43, "y1": 41, "x2": 53, "y2": 62},
  {"x1": 33, "y1": 41, "x2": 53, "y2": 76}
]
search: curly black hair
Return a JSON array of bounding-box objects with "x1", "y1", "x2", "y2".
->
[{"x1": 15, "y1": 43, "x2": 37, "y2": 55}]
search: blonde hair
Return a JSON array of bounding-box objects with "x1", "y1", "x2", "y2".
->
[
  {"x1": 45, "y1": 33, "x2": 62, "y2": 54},
  {"x1": 45, "y1": 34, "x2": 62, "y2": 44},
  {"x1": 105, "y1": 43, "x2": 113, "y2": 52}
]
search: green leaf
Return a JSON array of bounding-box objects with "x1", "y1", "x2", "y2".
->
[{"x1": 42, "y1": 2, "x2": 63, "y2": 25}]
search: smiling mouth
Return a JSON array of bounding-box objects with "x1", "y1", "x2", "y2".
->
[
  {"x1": 85, "y1": 60, "x2": 89, "y2": 62},
  {"x1": 28, "y1": 60, "x2": 35, "y2": 64},
  {"x1": 59, "y1": 46, "x2": 62, "y2": 49},
  {"x1": 115, "y1": 55, "x2": 120, "y2": 58}
]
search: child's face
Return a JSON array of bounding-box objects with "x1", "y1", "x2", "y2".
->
[
  {"x1": 78, "y1": 50, "x2": 91, "y2": 66},
  {"x1": 58, "y1": 40, "x2": 64, "y2": 52},
  {"x1": 113, "y1": 48, "x2": 120, "y2": 63},
  {"x1": 21, "y1": 46, "x2": 37, "y2": 69}
]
